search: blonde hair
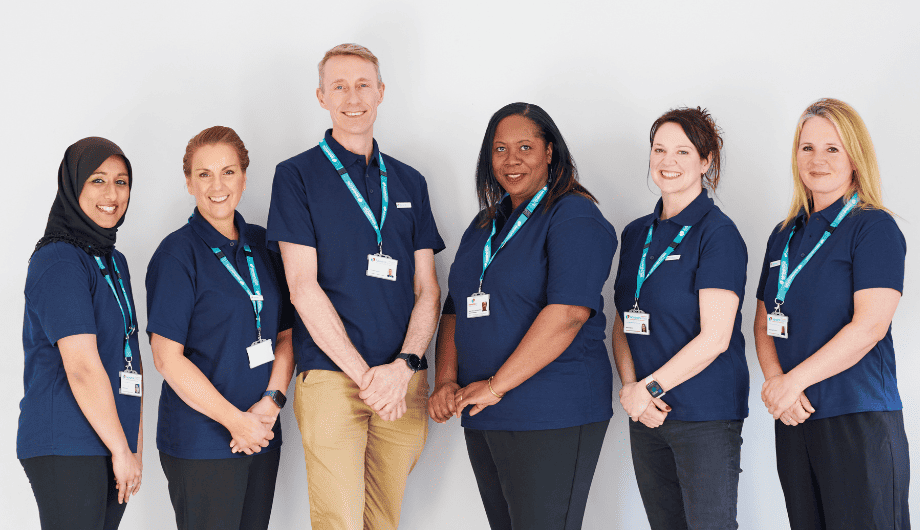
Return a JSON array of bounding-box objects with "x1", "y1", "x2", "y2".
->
[
  {"x1": 317, "y1": 43, "x2": 382, "y2": 91},
  {"x1": 783, "y1": 98, "x2": 887, "y2": 228}
]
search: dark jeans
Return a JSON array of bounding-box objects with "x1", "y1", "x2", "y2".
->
[
  {"x1": 464, "y1": 420, "x2": 609, "y2": 530},
  {"x1": 629, "y1": 419, "x2": 743, "y2": 530},
  {"x1": 775, "y1": 410, "x2": 910, "y2": 530},
  {"x1": 21, "y1": 455, "x2": 127, "y2": 530},
  {"x1": 160, "y1": 448, "x2": 281, "y2": 530}
]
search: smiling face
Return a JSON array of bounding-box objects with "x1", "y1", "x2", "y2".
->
[
  {"x1": 186, "y1": 143, "x2": 246, "y2": 229},
  {"x1": 78, "y1": 155, "x2": 130, "y2": 229},
  {"x1": 491, "y1": 115, "x2": 553, "y2": 208},
  {"x1": 316, "y1": 54, "x2": 385, "y2": 142},
  {"x1": 796, "y1": 116, "x2": 855, "y2": 208},
  {"x1": 649, "y1": 121, "x2": 711, "y2": 200}
]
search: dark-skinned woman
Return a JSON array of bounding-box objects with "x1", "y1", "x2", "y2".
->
[{"x1": 428, "y1": 103, "x2": 617, "y2": 530}]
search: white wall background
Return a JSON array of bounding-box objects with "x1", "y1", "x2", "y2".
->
[{"x1": 2, "y1": 1, "x2": 917, "y2": 528}]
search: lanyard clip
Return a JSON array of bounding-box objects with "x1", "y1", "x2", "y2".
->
[
  {"x1": 772, "y1": 298, "x2": 784, "y2": 314},
  {"x1": 631, "y1": 298, "x2": 640, "y2": 312},
  {"x1": 378, "y1": 242, "x2": 384, "y2": 256},
  {"x1": 124, "y1": 359, "x2": 134, "y2": 373}
]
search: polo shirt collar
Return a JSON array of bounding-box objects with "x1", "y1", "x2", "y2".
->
[
  {"x1": 652, "y1": 189, "x2": 714, "y2": 226},
  {"x1": 323, "y1": 129, "x2": 382, "y2": 171},
  {"x1": 189, "y1": 208, "x2": 249, "y2": 248},
  {"x1": 792, "y1": 193, "x2": 852, "y2": 227}
]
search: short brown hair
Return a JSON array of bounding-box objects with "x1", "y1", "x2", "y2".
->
[
  {"x1": 182, "y1": 126, "x2": 250, "y2": 177},
  {"x1": 317, "y1": 43, "x2": 382, "y2": 91},
  {"x1": 649, "y1": 107, "x2": 724, "y2": 190}
]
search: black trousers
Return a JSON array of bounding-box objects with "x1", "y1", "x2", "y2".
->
[
  {"x1": 775, "y1": 410, "x2": 910, "y2": 530},
  {"x1": 464, "y1": 420, "x2": 609, "y2": 530},
  {"x1": 159, "y1": 448, "x2": 281, "y2": 530},
  {"x1": 21, "y1": 455, "x2": 127, "y2": 530}
]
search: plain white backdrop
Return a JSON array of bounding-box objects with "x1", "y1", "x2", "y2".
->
[{"x1": 2, "y1": 1, "x2": 917, "y2": 528}]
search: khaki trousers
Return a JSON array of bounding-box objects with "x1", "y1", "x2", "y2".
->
[{"x1": 293, "y1": 369, "x2": 429, "y2": 530}]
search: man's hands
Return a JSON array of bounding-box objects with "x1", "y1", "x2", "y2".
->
[{"x1": 358, "y1": 360, "x2": 414, "y2": 421}]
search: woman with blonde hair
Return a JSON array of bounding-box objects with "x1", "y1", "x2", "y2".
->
[{"x1": 755, "y1": 98, "x2": 909, "y2": 529}]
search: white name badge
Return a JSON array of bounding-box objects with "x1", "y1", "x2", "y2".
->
[
  {"x1": 396, "y1": 202, "x2": 412, "y2": 208},
  {"x1": 247, "y1": 339, "x2": 275, "y2": 368},
  {"x1": 770, "y1": 260, "x2": 781, "y2": 268},
  {"x1": 119, "y1": 371, "x2": 143, "y2": 397},
  {"x1": 767, "y1": 314, "x2": 789, "y2": 339},
  {"x1": 467, "y1": 293, "x2": 491, "y2": 318},
  {"x1": 367, "y1": 254, "x2": 397, "y2": 281},
  {"x1": 623, "y1": 311, "x2": 650, "y2": 335},
  {"x1": 665, "y1": 254, "x2": 681, "y2": 261}
]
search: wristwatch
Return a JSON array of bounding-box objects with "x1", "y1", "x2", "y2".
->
[
  {"x1": 396, "y1": 353, "x2": 423, "y2": 373},
  {"x1": 262, "y1": 390, "x2": 287, "y2": 409},
  {"x1": 643, "y1": 375, "x2": 666, "y2": 399}
]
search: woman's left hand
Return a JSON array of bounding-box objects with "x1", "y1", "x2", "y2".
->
[
  {"x1": 455, "y1": 380, "x2": 502, "y2": 417},
  {"x1": 619, "y1": 381, "x2": 653, "y2": 421},
  {"x1": 762, "y1": 373, "x2": 805, "y2": 419}
]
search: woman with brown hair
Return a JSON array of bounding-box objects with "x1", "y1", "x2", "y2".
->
[
  {"x1": 146, "y1": 126, "x2": 295, "y2": 530},
  {"x1": 612, "y1": 107, "x2": 749, "y2": 529}
]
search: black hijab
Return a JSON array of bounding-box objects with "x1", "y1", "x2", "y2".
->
[{"x1": 34, "y1": 137, "x2": 133, "y2": 256}]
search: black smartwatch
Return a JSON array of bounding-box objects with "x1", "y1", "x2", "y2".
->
[
  {"x1": 396, "y1": 353, "x2": 423, "y2": 373},
  {"x1": 643, "y1": 376, "x2": 666, "y2": 399},
  {"x1": 262, "y1": 390, "x2": 287, "y2": 409}
]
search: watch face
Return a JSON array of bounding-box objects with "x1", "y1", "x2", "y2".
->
[
  {"x1": 646, "y1": 380, "x2": 664, "y2": 398},
  {"x1": 404, "y1": 354, "x2": 422, "y2": 371}
]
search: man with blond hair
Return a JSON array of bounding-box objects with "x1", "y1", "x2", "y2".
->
[{"x1": 266, "y1": 43, "x2": 443, "y2": 529}]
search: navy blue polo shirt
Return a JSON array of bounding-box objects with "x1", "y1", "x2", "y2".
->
[
  {"x1": 266, "y1": 130, "x2": 445, "y2": 372},
  {"x1": 756, "y1": 198, "x2": 905, "y2": 420},
  {"x1": 613, "y1": 191, "x2": 749, "y2": 421},
  {"x1": 146, "y1": 210, "x2": 294, "y2": 459},
  {"x1": 19, "y1": 242, "x2": 141, "y2": 459},
  {"x1": 443, "y1": 193, "x2": 616, "y2": 431}
]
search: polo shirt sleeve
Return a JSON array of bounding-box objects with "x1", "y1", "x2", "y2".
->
[
  {"x1": 756, "y1": 225, "x2": 781, "y2": 301},
  {"x1": 146, "y1": 251, "x2": 195, "y2": 346},
  {"x1": 266, "y1": 163, "x2": 316, "y2": 251},
  {"x1": 694, "y1": 224, "x2": 748, "y2": 299},
  {"x1": 25, "y1": 258, "x2": 96, "y2": 344},
  {"x1": 546, "y1": 216, "x2": 617, "y2": 316},
  {"x1": 853, "y1": 215, "x2": 906, "y2": 293},
  {"x1": 412, "y1": 175, "x2": 446, "y2": 253},
  {"x1": 442, "y1": 291, "x2": 456, "y2": 315},
  {"x1": 269, "y1": 250, "x2": 296, "y2": 331}
]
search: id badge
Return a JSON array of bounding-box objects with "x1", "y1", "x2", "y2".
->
[
  {"x1": 247, "y1": 339, "x2": 275, "y2": 368},
  {"x1": 767, "y1": 314, "x2": 789, "y2": 339},
  {"x1": 367, "y1": 254, "x2": 397, "y2": 281},
  {"x1": 119, "y1": 371, "x2": 142, "y2": 397},
  {"x1": 467, "y1": 293, "x2": 490, "y2": 318},
  {"x1": 623, "y1": 311, "x2": 650, "y2": 335}
]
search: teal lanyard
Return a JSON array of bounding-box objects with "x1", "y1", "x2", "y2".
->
[
  {"x1": 211, "y1": 245, "x2": 264, "y2": 342},
  {"x1": 774, "y1": 193, "x2": 859, "y2": 312},
  {"x1": 319, "y1": 139, "x2": 389, "y2": 255},
  {"x1": 633, "y1": 223, "x2": 692, "y2": 309},
  {"x1": 93, "y1": 255, "x2": 136, "y2": 368},
  {"x1": 477, "y1": 187, "x2": 548, "y2": 293}
]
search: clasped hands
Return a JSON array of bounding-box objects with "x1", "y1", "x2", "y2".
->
[
  {"x1": 358, "y1": 360, "x2": 414, "y2": 421},
  {"x1": 618, "y1": 381, "x2": 671, "y2": 429},
  {"x1": 229, "y1": 396, "x2": 279, "y2": 454},
  {"x1": 761, "y1": 373, "x2": 815, "y2": 426},
  {"x1": 427, "y1": 379, "x2": 501, "y2": 423}
]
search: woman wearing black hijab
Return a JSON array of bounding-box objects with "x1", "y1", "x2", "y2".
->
[{"x1": 19, "y1": 137, "x2": 143, "y2": 529}]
